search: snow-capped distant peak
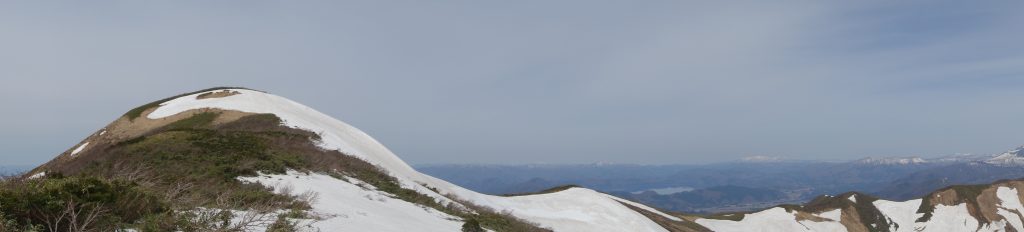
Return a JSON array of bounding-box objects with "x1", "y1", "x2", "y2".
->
[
  {"x1": 985, "y1": 145, "x2": 1024, "y2": 166},
  {"x1": 855, "y1": 157, "x2": 927, "y2": 165},
  {"x1": 739, "y1": 155, "x2": 784, "y2": 162}
]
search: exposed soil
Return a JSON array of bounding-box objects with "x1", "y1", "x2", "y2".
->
[
  {"x1": 196, "y1": 90, "x2": 241, "y2": 99},
  {"x1": 838, "y1": 206, "x2": 869, "y2": 232},
  {"x1": 618, "y1": 202, "x2": 711, "y2": 232}
]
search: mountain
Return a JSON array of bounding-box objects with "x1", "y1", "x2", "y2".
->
[
  {"x1": 624, "y1": 185, "x2": 789, "y2": 213},
  {"x1": 4, "y1": 88, "x2": 691, "y2": 232},
  {"x1": 874, "y1": 162, "x2": 1024, "y2": 200},
  {"x1": 418, "y1": 161, "x2": 945, "y2": 212},
  {"x1": 985, "y1": 146, "x2": 1024, "y2": 166},
  {"x1": 7, "y1": 87, "x2": 1024, "y2": 232}
]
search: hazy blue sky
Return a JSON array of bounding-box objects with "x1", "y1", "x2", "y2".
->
[{"x1": 2, "y1": 1, "x2": 1024, "y2": 165}]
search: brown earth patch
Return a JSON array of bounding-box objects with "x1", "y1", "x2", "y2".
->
[
  {"x1": 617, "y1": 202, "x2": 711, "y2": 232},
  {"x1": 978, "y1": 185, "x2": 1003, "y2": 223},
  {"x1": 981, "y1": 182, "x2": 1024, "y2": 231},
  {"x1": 196, "y1": 90, "x2": 241, "y2": 99},
  {"x1": 931, "y1": 189, "x2": 960, "y2": 206},
  {"x1": 839, "y1": 206, "x2": 870, "y2": 232}
]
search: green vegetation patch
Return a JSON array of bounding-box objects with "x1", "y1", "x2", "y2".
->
[
  {"x1": 90, "y1": 128, "x2": 307, "y2": 209},
  {"x1": 0, "y1": 175, "x2": 166, "y2": 231},
  {"x1": 462, "y1": 218, "x2": 485, "y2": 232},
  {"x1": 163, "y1": 112, "x2": 220, "y2": 131}
]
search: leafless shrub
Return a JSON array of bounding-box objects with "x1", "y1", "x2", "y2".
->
[
  {"x1": 296, "y1": 190, "x2": 320, "y2": 207},
  {"x1": 38, "y1": 200, "x2": 109, "y2": 232}
]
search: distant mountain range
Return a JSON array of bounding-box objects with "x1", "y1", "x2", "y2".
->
[{"x1": 418, "y1": 145, "x2": 1024, "y2": 213}]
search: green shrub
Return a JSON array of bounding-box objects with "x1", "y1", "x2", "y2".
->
[
  {"x1": 462, "y1": 218, "x2": 485, "y2": 232},
  {"x1": 267, "y1": 214, "x2": 299, "y2": 232},
  {"x1": 0, "y1": 176, "x2": 166, "y2": 231},
  {"x1": 164, "y1": 112, "x2": 221, "y2": 131}
]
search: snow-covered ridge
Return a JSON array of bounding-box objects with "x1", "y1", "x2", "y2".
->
[
  {"x1": 147, "y1": 88, "x2": 677, "y2": 232},
  {"x1": 697, "y1": 185, "x2": 1024, "y2": 232},
  {"x1": 985, "y1": 146, "x2": 1024, "y2": 166},
  {"x1": 854, "y1": 157, "x2": 927, "y2": 165}
]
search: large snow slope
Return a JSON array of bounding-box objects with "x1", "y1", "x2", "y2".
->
[{"x1": 149, "y1": 89, "x2": 676, "y2": 232}]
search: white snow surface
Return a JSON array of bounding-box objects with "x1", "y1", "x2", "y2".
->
[
  {"x1": 997, "y1": 187, "x2": 1024, "y2": 230},
  {"x1": 239, "y1": 171, "x2": 463, "y2": 232},
  {"x1": 696, "y1": 207, "x2": 846, "y2": 232},
  {"x1": 70, "y1": 142, "x2": 89, "y2": 156},
  {"x1": 848, "y1": 194, "x2": 857, "y2": 203},
  {"x1": 605, "y1": 194, "x2": 682, "y2": 222},
  {"x1": 917, "y1": 204, "x2": 980, "y2": 231},
  {"x1": 873, "y1": 199, "x2": 922, "y2": 232},
  {"x1": 817, "y1": 209, "x2": 841, "y2": 222},
  {"x1": 27, "y1": 172, "x2": 45, "y2": 179},
  {"x1": 149, "y1": 89, "x2": 675, "y2": 232}
]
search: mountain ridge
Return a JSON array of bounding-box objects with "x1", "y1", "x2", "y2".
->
[{"x1": 15, "y1": 87, "x2": 683, "y2": 232}]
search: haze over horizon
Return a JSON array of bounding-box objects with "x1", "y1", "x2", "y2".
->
[{"x1": 3, "y1": 1, "x2": 1024, "y2": 165}]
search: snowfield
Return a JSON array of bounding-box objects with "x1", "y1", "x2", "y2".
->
[
  {"x1": 239, "y1": 171, "x2": 463, "y2": 232},
  {"x1": 695, "y1": 207, "x2": 846, "y2": 232},
  {"x1": 872, "y1": 199, "x2": 922, "y2": 232},
  {"x1": 997, "y1": 187, "x2": 1024, "y2": 230},
  {"x1": 149, "y1": 89, "x2": 676, "y2": 232},
  {"x1": 70, "y1": 142, "x2": 89, "y2": 156}
]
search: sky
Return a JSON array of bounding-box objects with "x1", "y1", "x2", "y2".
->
[{"x1": 2, "y1": 1, "x2": 1024, "y2": 165}]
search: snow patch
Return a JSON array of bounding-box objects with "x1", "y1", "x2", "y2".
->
[
  {"x1": 70, "y1": 142, "x2": 89, "y2": 156},
  {"x1": 817, "y1": 209, "x2": 841, "y2": 221},
  {"x1": 873, "y1": 199, "x2": 922, "y2": 232},
  {"x1": 239, "y1": 171, "x2": 463, "y2": 232},
  {"x1": 997, "y1": 187, "x2": 1024, "y2": 230},
  {"x1": 696, "y1": 207, "x2": 846, "y2": 232},
  {"x1": 848, "y1": 194, "x2": 857, "y2": 203},
  {"x1": 28, "y1": 172, "x2": 45, "y2": 179},
  {"x1": 917, "y1": 203, "x2": 980, "y2": 231}
]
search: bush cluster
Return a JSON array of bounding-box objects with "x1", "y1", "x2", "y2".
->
[{"x1": 0, "y1": 175, "x2": 165, "y2": 231}]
